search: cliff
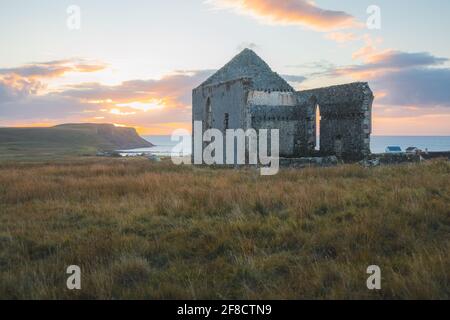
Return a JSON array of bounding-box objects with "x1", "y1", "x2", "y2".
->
[{"x1": 0, "y1": 123, "x2": 153, "y2": 159}]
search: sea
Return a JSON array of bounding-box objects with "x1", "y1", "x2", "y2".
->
[{"x1": 119, "y1": 136, "x2": 450, "y2": 157}]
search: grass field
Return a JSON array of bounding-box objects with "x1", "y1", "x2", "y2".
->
[{"x1": 0, "y1": 158, "x2": 449, "y2": 299}]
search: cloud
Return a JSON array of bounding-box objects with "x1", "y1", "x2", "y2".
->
[
  {"x1": 0, "y1": 59, "x2": 109, "y2": 122},
  {"x1": 0, "y1": 94, "x2": 94, "y2": 123},
  {"x1": 0, "y1": 59, "x2": 107, "y2": 79},
  {"x1": 286, "y1": 60, "x2": 336, "y2": 72},
  {"x1": 59, "y1": 70, "x2": 214, "y2": 107},
  {"x1": 0, "y1": 59, "x2": 108, "y2": 102},
  {"x1": 0, "y1": 75, "x2": 43, "y2": 102},
  {"x1": 237, "y1": 42, "x2": 260, "y2": 52},
  {"x1": 351, "y1": 34, "x2": 383, "y2": 60},
  {"x1": 292, "y1": 41, "x2": 450, "y2": 133},
  {"x1": 328, "y1": 49, "x2": 450, "y2": 109},
  {"x1": 371, "y1": 67, "x2": 450, "y2": 107},
  {"x1": 281, "y1": 74, "x2": 306, "y2": 83},
  {"x1": 337, "y1": 50, "x2": 448, "y2": 76},
  {"x1": 325, "y1": 32, "x2": 358, "y2": 43},
  {"x1": 206, "y1": 0, "x2": 359, "y2": 31},
  {"x1": 0, "y1": 63, "x2": 214, "y2": 133}
]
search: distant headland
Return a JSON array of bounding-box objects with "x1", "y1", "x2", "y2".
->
[{"x1": 0, "y1": 123, "x2": 153, "y2": 161}]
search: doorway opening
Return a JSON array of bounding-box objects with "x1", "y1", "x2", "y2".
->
[
  {"x1": 334, "y1": 134, "x2": 343, "y2": 157},
  {"x1": 315, "y1": 104, "x2": 321, "y2": 151},
  {"x1": 224, "y1": 113, "x2": 229, "y2": 130}
]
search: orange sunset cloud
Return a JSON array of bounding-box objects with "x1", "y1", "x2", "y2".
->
[{"x1": 207, "y1": 0, "x2": 360, "y2": 31}]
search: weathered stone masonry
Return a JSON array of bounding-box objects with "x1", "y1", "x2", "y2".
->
[
  {"x1": 192, "y1": 49, "x2": 374, "y2": 162},
  {"x1": 297, "y1": 82, "x2": 374, "y2": 160}
]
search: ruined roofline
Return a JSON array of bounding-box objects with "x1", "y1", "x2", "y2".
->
[
  {"x1": 297, "y1": 82, "x2": 371, "y2": 94},
  {"x1": 196, "y1": 48, "x2": 294, "y2": 92},
  {"x1": 296, "y1": 81, "x2": 369, "y2": 93},
  {"x1": 194, "y1": 76, "x2": 295, "y2": 93},
  {"x1": 296, "y1": 82, "x2": 374, "y2": 105},
  {"x1": 193, "y1": 77, "x2": 253, "y2": 92}
]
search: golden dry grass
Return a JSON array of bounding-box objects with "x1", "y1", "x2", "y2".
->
[{"x1": 0, "y1": 158, "x2": 449, "y2": 299}]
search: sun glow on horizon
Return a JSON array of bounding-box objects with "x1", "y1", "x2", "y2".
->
[
  {"x1": 116, "y1": 100, "x2": 165, "y2": 112},
  {"x1": 109, "y1": 108, "x2": 137, "y2": 116}
]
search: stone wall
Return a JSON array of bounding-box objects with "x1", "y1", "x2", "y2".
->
[
  {"x1": 193, "y1": 77, "x2": 374, "y2": 163},
  {"x1": 192, "y1": 78, "x2": 252, "y2": 133},
  {"x1": 297, "y1": 82, "x2": 374, "y2": 160},
  {"x1": 247, "y1": 90, "x2": 297, "y2": 106},
  {"x1": 192, "y1": 78, "x2": 253, "y2": 162},
  {"x1": 247, "y1": 90, "x2": 306, "y2": 157},
  {"x1": 250, "y1": 105, "x2": 307, "y2": 157}
]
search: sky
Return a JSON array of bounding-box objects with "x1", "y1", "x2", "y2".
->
[{"x1": 1, "y1": 0, "x2": 449, "y2": 135}]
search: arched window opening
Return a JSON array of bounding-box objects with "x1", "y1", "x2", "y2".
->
[
  {"x1": 224, "y1": 113, "x2": 229, "y2": 130},
  {"x1": 334, "y1": 134, "x2": 343, "y2": 157},
  {"x1": 315, "y1": 104, "x2": 321, "y2": 151},
  {"x1": 205, "y1": 97, "x2": 212, "y2": 130}
]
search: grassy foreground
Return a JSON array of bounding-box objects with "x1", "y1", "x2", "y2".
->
[{"x1": 0, "y1": 159, "x2": 449, "y2": 299}]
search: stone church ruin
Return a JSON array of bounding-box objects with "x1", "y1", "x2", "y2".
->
[{"x1": 192, "y1": 49, "x2": 374, "y2": 162}]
